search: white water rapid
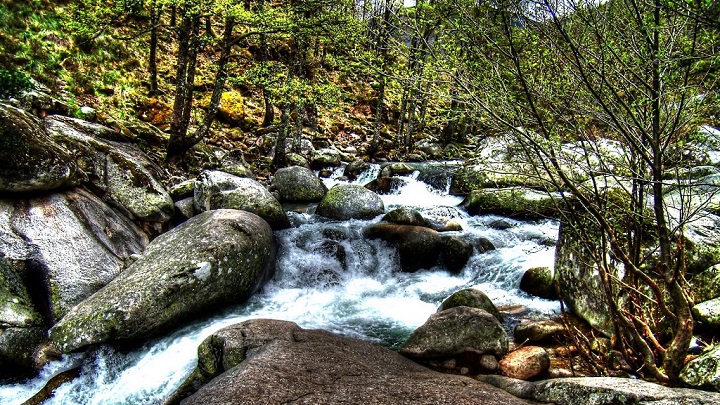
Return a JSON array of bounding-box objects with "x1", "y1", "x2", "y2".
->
[{"x1": 0, "y1": 163, "x2": 560, "y2": 404}]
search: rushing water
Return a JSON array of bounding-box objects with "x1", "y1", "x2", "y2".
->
[{"x1": 0, "y1": 163, "x2": 560, "y2": 404}]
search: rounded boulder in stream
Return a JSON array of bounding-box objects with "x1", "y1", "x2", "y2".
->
[{"x1": 49, "y1": 209, "x2": 277, "y2": 353}]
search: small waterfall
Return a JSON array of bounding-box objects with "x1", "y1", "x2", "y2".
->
[{"x1": 0, "y1": 163, "x2": 560, "y2": 404}]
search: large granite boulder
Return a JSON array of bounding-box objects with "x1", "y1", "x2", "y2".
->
[
  {"x1": 438, "y1": 288, "x2": 502, "y2": 322},
  {"x1": 49, "y1": 210, "x2": 277, "y2": 352},
  {"x1": 681, "y1": 343, "x2": 720, "y2": 391},
  {"x1": 400, "y1": 306, "x2": 508, "y2": 360},
  {"x1": 363, "y1": 224, "x2": 443, "y2": 272},
  {"x1": 555, "y1": 176, "x2": 720, "y2": 337},
  {"x1": 316, "y1": 184, "x2": 384, "y2": 220},
  {"x1": 0, "y1": 103, "x2": 82, "y2": 193},
  {"x1": 194, "y1": 170, "x2": 290, "y2": 229},
  {"x1": 44, "y1": 115, "x2": 174, "y2": 223},
  {"x1": 167, "y1": 319, "x2": 532, "y2": 405},
  {"x1": 271, "y1": 165, "x2": 327, "y2": 202},
  {"x1": 478, "y1": 375, "x2": 720, "y2": 404},
  {"x1": 1, "y1": 187, "x2": 149, "y2": 323}
]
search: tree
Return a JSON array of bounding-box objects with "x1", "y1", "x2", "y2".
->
[{"x1": 444, "y1": 0, "x2": 719, "y2": 383}]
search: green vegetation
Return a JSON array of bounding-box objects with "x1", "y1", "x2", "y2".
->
[{"x1": 0, "y1": 66, "x2": 31, "y2": 98}]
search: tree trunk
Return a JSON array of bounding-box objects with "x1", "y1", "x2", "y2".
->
[
  {"x1": 273, "y1": 105, "x2": 292, "y2": 168},
  {"x1": 262, "y1": 88, "x2": 274, "y2": 127},
  {"x1": 192, "y1": 18, "x2": 235, "y2": 150},
  {"x1": 166, "y1": 12, "x2": 201, "y2": 161},
  {"x1": 148, "y1": 6, "x2": 160, "y2": 97}
]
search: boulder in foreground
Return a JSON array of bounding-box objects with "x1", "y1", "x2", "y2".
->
[{"x1": 168, "y1": 319, "x2": 534, "y2": 405}]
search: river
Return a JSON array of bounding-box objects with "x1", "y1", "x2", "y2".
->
[{"x1": 0, "y1": 163, "x2": 560, "y2": 404}]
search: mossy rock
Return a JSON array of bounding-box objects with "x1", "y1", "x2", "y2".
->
[
  {"x1": 691, "y1": 264, "x2": 720, "y2": 303},
  {"x1": 400, "y1": 306, "x2": 508, "y2": 359},
  {"x1": 49, "y1": 210, "x2": 277, "y2": 353},
  {"x1": 382, "y1": 207, "x2": 427, "y2": 227},
  {"x1": 272, "y1": 166, "x2": 328, "y2": 203},
  {"x1": 520, "y1": 267, "x2": 558, "y2": 300},
  {"x1": 0, "y1": 326, "x2": 47, "y2": 378},
  {"x1": 0, "y1": 103, "x2": 81, "y2": 193},
  {"x1": 316, "y1": 184, "x2": 384, "y2": 221},
  {"x1": 681, "y1": 343, "x2": 720, "y2": 392},
  {"x1": 438, "y1": 288, "x2": 502, "y2": 322},
  {"x1": 194, "y1": 170, "x2": 290, "y2": 230},
  {"x1": 461, "y1": 187, "x2": 561, "y2": 219},
  {"x1": 692, "y1": 298, "x2": 720, "y2": 328},
  {"x1": 217, "y1": 91, "x2": 245, "y2": 124}
]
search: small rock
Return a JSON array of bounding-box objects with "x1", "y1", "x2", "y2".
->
[
  {"x1": 438, "y1": 289, "x2": 502, "y2": 322},
  {"x1": 499, "y1": 346, "x2": 550, "y2": 380},
  {"x1": 513, "y1": 320, "x2": 566, "y2": 344},
  {"x1": 479, "y1": 354, "x2": 499, "y2": 371},
  {"x1": 519, "y1": 267, "x2": 558, "y2": 300},
  {"x1": 442, "y1": 236, "x2": 473, "y2": 273},
  {"x1": 477, "y1": 237, "x2": 496, "y2": 253}
]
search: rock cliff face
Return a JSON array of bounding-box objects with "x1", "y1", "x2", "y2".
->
[{"x1": 50, "y1": 210, "x2": 277, "y2": 353}]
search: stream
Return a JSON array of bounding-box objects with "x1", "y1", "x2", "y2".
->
[{"x1": 0, "y1": 162, "x2": 560, "y2": 404}]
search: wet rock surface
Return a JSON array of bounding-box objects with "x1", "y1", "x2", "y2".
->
[{"x1": 172, "y1": 319, "x2": 536, "y2": 405}]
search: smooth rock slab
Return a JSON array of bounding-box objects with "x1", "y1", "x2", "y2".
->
[
  {"x1": 49, "y1": 210, "x2": 276, "y2": 352},
  {"x1": 45, "y1": 115, "x2": 174, "y2": 222},
  {"x1": 478, "y1": 375, "x2": 720, "y2": 404},
  {"x1": 1, "y1": 187, "x2": 149, "y2": 323},
  {"x1": 172, "y1": 319, "x2": 534, "y2": 405}
]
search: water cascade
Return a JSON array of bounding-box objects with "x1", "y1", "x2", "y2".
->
[{"x1": 0, "y1": 163, "x2": 560, "y2": 404}]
